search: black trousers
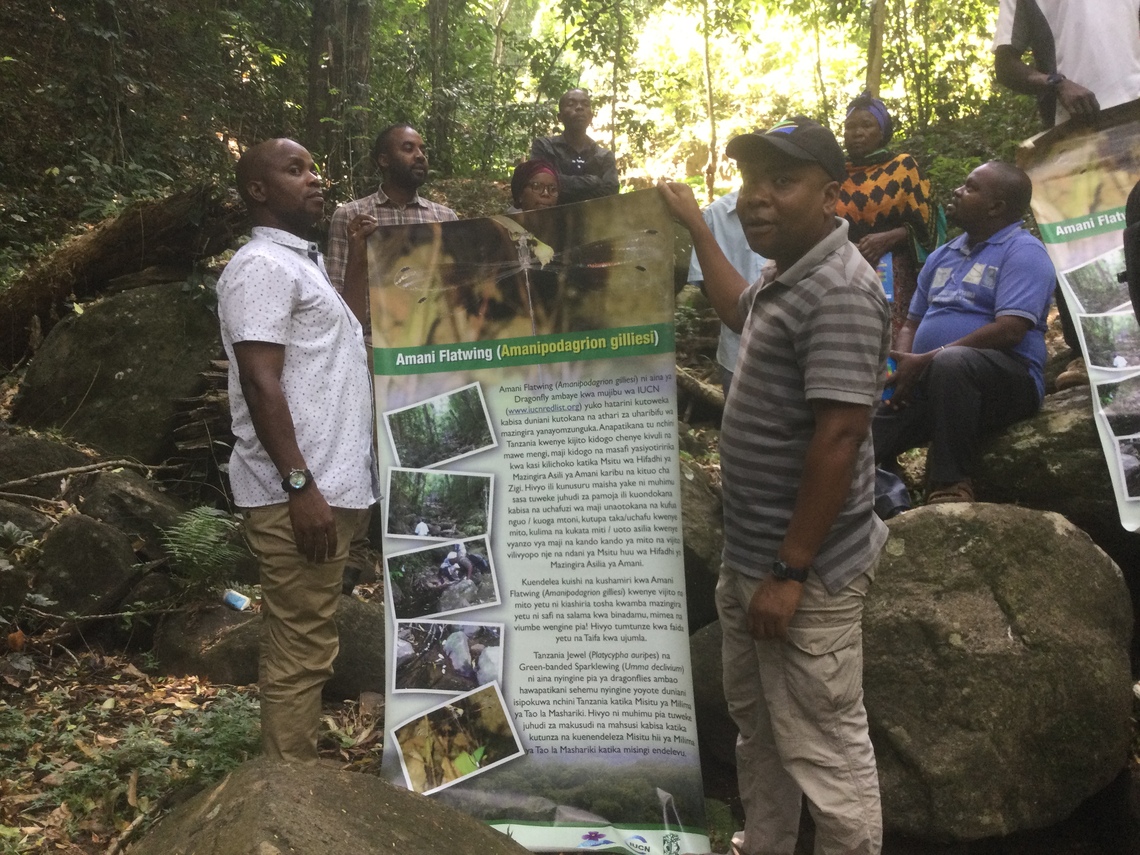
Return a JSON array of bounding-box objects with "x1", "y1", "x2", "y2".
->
[{"x1": 873, "y1": 346, "x2": 1040, "y2": 486}]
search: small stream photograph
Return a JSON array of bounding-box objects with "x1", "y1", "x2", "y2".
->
[
  {"x1": 386, "y1": 468, "x2": 493, "y2": 540},
  {"x1": 394, "y1": 621, "x2": 503, "y2": 694},
  {"x1": 385, "y1": 537, "x2": 500, "y2": 619}
]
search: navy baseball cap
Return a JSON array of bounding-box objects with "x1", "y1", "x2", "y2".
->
[{"x1": 725, "y1": 116, "x2": 846, "y2": 184}]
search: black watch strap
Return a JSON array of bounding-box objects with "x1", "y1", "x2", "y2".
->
[
  {"x1": 771, "y1": 559, "x2": 809, "y2": 583},
  {"x1": 281, "y1": 468, "x2": 313, "y2": 493}
]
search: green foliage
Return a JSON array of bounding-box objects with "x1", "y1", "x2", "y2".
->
[
  {"x1": 900, "y1": 89, "x2": 1040, "y2": 207},
  {"x1": 0, "y1": 0, "x2": 307, "y2": 277},
  {"x1": 160, "y1": 506, "x2": 246, "y2": 598},
  {"x1": 387, "y1": 385, "x2": 495, "y2": 469},
  {"x1": 361, "y1": 0, "x2": 563, "y2": 184},
  {"x1": 0, "y1": 521, "x2": 33, "y2": 551},
  {"x1": 0, "y1": 687, "x2": 259, "y2": 827},
  {"x1": 674, "y1": 301, "x2": 704, "y2": 341},
  {"x1": 0, "y1": 0, "x2": 1050, "y2": 289}
]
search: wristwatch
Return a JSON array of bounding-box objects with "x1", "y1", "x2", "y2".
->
[
  {"x1": 1046, "y1": 72, "x2": 1066, "y2": 88},
  {"x1": 281, "y1": 468, "x2": 313, "y2": 493},
  {"x1": 771, "y1": 559, "x2": 809, "y2": 583}
]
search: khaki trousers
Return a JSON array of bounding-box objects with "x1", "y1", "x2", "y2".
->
[
  {"x1": 243, "y1": 503, "x2": 369, "y2": 764},
  {"x1": 717, "y1": 566, "x2": 882, "y2": 855}
]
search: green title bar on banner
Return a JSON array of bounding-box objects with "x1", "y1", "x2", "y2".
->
[
  {"x1": 1038, "y1": 206, "x2": 1127, "y2": 244},
  {"x1": 373, "y1": 322, "x2": 675, "y2": 375}
]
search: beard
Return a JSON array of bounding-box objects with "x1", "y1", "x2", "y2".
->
[{"x1": 388, "y1": 160, "x2": 427, "y2": 191}]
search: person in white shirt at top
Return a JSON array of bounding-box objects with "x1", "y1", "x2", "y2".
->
[
  {"x1": 992, "y1": 0, "x2": 1140, "y2": 387},
  {"x1": 217, "y1": 138, "x2": 378, "y2": 763},
  {"x1": 687, "y1": 187, "x2": 768, "y2": 395},
  {"x1": 993, "y1": 0, "x2": 1140, "y2": 129}
]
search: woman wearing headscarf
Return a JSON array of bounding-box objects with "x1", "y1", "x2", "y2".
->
[
  {"x1": 507, "y1": 160, "x2": 560, "y2": 213},
  {"x1": 838, "y1": 91, "x2": 937, "y2": 341}
]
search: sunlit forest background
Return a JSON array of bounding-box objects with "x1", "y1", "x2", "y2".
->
[{"x1": 0, "y1": 0, "x2": 1038, "y2": 284}]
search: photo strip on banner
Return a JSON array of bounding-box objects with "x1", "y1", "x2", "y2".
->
[
  {"x1": 369, "y1": 189, "x2": 708, "y2": 855},
  {"x1": 1019, "y1": 100, "x2": 1140, "y2": 528}
]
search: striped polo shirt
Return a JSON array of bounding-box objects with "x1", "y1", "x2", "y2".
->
[{"x1": 720, "y1": 218, "x2": 891, "y2": 594}]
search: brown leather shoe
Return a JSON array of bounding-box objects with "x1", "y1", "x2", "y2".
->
[{"x1": 1056, "y1": 357, "x2": 1088, "y2": 390}]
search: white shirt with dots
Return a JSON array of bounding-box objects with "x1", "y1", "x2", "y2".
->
[{"x1": 218, "y1": 226, "x2": 377, "y2": 509}]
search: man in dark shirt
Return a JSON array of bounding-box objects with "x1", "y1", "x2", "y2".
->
[{"x1": 530, "y1": 88, "x2": 619, "y2": 205}]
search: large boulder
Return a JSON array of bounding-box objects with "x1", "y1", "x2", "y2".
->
[
  {"x1": 978, "y1": 386, "x2": 1140, "y2": 573},
  {"x1": 0, "y1": 433, "x2": 93, "y2": 500},
  {"x1": 125, "y1": 757, "x2": 531, "y2": 855},
  {"x1": 0, "y1": 560, "x2": 30, "y2": 615},
  {"x1": 679, "y1": 458, "x2": 722, "y2": 633},
  {"x1": 978, "y1": 386, "x2": 1140, "y2": 665},
  {"x1": 64, "y1": 469, "x2": 189, "y2": 560},
  {"x1": 685, "y1": 504, "x2": 1133, "y2": 843},
  {"x1": 689, "y1": 620, "x2": 734, "y2": 767},
  {"x1": 0, "y1": 498, "x2": 54, "y2": 536},
  {"x1": 95, "y1": 571, "x2": 180, "y2": 652},
  {"x1": 30, "y1": 513, "x2": 145, "y2": 620},
  {"x1": 12, "y1": 281, "x2": 220, "y2": 464},
  {"x1": 325, "y1": 596, "x2": 386, "y2": 700},
  {"x1": 153, "y1": 595, "x2": 386, "y2": 694},
  {"x1": 867, "y1": 503, "x2": 1133, "y2": 841},
  {"x1": 153, "y1": 604, "x2": 260, "y2": 686}
]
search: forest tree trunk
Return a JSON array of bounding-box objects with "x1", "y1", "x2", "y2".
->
[
  {"x1": 866, "y1": 0, "x2": 887, "y2": 95},
  {"x1": 701, "y1": 0, "x2": 717, "y2": 203},
  {"x1": 325, "y1": 0, "x2": 374, "y2": 199},
  {"x1": 427, "y1": 0, "x2": 457, "y2": 174},
  {"x1": 305, "y1": 0, "x2": 332, "y2": 155}
]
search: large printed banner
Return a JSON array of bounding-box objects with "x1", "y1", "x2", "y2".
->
[
  {"x1": 1018, "y1": 101, "x2": 1140, "y2": 531},
  {"x1": 369, "y1": 189, "x2": 709, "y2": 855}
]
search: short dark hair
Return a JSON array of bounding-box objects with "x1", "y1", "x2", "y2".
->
[
  {"x1": 558, "y1": 88, "x2": 590, "y2": 111},
  {"x1": 235, "y1": 138, "x2": 282, "y2": 205},
  {"x1": 370, "y1": 123, "x2": 416, "y2": 165},
  {"x1": 985, "y1": 161, "x2": 1033, "y2": 218}
]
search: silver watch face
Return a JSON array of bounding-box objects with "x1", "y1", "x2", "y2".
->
[{"x1": 288, "y1": 470, "x2": 308, "y2": 490}]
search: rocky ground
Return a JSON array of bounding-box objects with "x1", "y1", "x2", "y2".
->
[{"x1": 2, "y1": 288, "x2": 1139, "y2": 855}]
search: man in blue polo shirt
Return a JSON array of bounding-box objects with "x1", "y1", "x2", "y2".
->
[{"x1": 874, "y1": 161, "x2": 1055, "y2": 504}]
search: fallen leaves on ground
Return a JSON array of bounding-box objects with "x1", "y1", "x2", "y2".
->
[{"x1": 0, "y1": 642, "x2": 383, "y2": 855}]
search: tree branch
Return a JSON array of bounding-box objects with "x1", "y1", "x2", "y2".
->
[{"x1": 0, "y1": 459, "x2": 152, "y2": 490}]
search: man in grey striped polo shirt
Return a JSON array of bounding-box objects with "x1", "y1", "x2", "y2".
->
[{"x1": 660, "y1": 116, "x2": 890, "y2": 855}]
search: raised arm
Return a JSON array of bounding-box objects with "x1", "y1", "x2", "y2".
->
[
  {"x1": 340, "y1": 214, "x2": 378, "y2": 327},
  {"x1": 657, "y1": 180, "x2": 749, "y2": 332}
]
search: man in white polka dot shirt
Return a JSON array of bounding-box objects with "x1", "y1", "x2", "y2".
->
[{"x1": 217, "y1": 138, "x2": 379, "y2": 763}]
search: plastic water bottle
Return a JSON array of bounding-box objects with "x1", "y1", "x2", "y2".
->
[
  {"x1": 882, "y1": 356, "x2": 897, "y2": 402},
  {"x1": 222, "y1": 589, "x2": 251, "y2": 610}
]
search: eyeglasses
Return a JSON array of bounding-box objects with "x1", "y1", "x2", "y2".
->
[{"x1": 526, "y1": 182, "x2": 558, "y2": 196}]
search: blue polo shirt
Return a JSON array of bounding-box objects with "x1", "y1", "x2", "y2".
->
[{"x1": 910, "y1": 221, "x2": 1055, "y2": 400}]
